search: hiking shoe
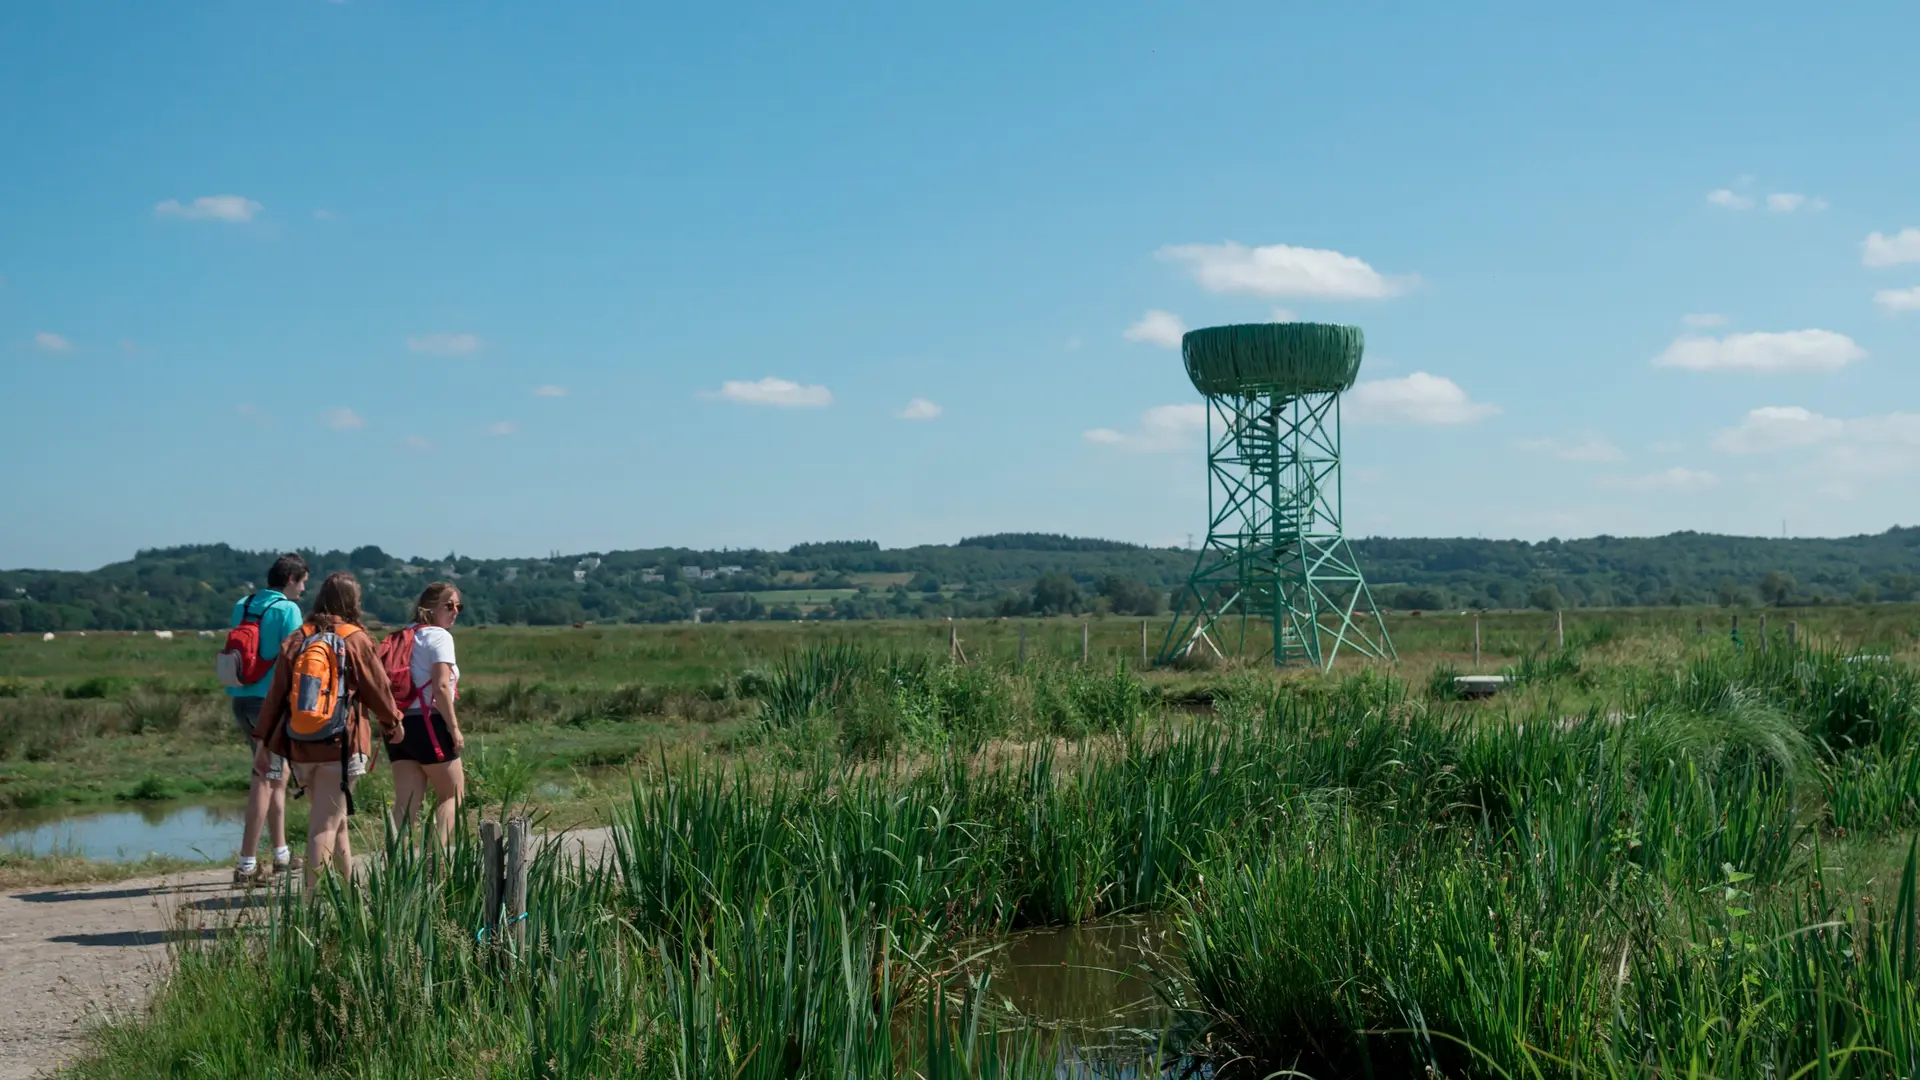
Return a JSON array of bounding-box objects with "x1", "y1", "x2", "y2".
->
[
  {"x1": 273, "y1": 855, "x2": 304, "y2": 875},
  {"x1": 232, "y1": 865, "x2": 266, "y2": 887}
]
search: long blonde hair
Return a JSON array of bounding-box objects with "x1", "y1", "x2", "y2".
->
[{"x1": 413, "y1": 581, "x2": 460, "y2": 625}]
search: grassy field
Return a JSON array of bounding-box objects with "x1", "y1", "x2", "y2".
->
[
  {"x1": 50, "y1": 615, "x2": 1920, "y2": 1078},
  {"x1": 2, "y1": 607, "x2": 1914, "y2": 814}
]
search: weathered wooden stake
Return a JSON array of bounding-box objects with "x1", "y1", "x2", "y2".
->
[
  {"x1": 1555, "y1": 610, "x2": 1564, "y2": 651},
  {"x1": 1140, "y1": 620, "x2": 1149, "y2": 667},
  {"x1": 1472, "y1": 615, "x2": 1481, "y2": 670},
  {"x1": 480, "y1": 819, "x2": 503, "y2": 942},
  {"x1": 504, "y1": 818, "x2": 531, "y2": 954},
  {"x1": 1081, "y1": 622, "x2": 1090, "y2": 665},
  {"x1": 1788, "y1": 621, "x2": 1798, "y2": 648},
  {"x1": 1759, "y1": 613, "x2": 1769, "y2": 655}
]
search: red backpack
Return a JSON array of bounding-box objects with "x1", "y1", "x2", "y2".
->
[
  {"x1": 376, "y1": 625, "x2": 425, "y2": 713},
  {"x1": 215, "y1": 595, "x2": 283, "y2": 687}
]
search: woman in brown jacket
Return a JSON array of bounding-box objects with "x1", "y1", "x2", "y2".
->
[{"x1": 252, "y1": 572, "x2": 404, "y2": 891}]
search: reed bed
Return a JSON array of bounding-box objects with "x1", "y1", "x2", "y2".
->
[{"x1": 64, "y1": 640, "x2": 1920, "y2": 1078}]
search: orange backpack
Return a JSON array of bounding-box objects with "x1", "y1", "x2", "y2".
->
[{"x1": 285, "y1": 623, "x2": 363, "y2": 742}]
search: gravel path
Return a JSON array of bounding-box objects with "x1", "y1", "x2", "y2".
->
[{"x1": 0, "y1": 828, "x2": 615, "y2": 1079}]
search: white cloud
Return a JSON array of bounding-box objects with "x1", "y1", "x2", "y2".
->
[
  {"x1": 1347, "y1": 372, "x2": 1499, "y2": 425},
  {"x1": 1765, "y1": 192, "x2": 1825, "y2": 213},
  {"x1": 1123, "y1": 309, "x2": 1187, "y2": 348},
  {"x1": 533, "y1": 384, "x2": 568, "y2": 397},
  {"x1": 153, "y1": 195, "x2": 261, "y2": 222},
  {"x1": 1874, "y1": 286, "x2": 1920, "y2": 313},
  {"x1": 1651, "y1": 329, "x2": 1864, "y2": 372},
  {"x1": 484, "y1": 421, "x2": 518, "y2": 436},
  {"x1": 407, "y1": 333, "x2": 482, "y2": 356},
  {"x1": 1682, "y1": 313, "x2": 1728, "y2": 328},
  {"x1": 715, "y1": 377, "x2": 833, "y2": 408},
  {"x1": 1862, "y1": 228, "x2": 1920, "y2": 268},
  {"x1": 1157, "y1": 241, "x2": 1411, "y2": 300},
  {"x1": 1706, "y1": 189, "x2": 1754, "y2": 211},
  {"x1": 1712, "y1": 406, "x2": 1920, "y2": 496},
  {"x1": 320, "y1": 407, "x2": 364, "y2": 430},
  {"x1": 1602, "y1": 467, "x2": 1718, "y2": 491},
  {"x1": 33, "y1": 331, "x2": 72, "y2": 352},
  {"x1": 1083, "y1": 403, "x2": 1207, "y2": 452},
  {"x1": 1713, "y1": 406, "x2": 1847, "y2": 453},
  {"x1": 1271, "y1": 307, "x2": 1300, "y2": 322},
  {"x1": 1515, "y1": 435, "x2": 1624, "y2": 462},
  {"x1": 897, "y1": 397, "x2": 942, "y2": 421}
]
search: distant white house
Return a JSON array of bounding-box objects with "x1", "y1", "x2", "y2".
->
[
  {"x1": 578, "y1": 556, "x2": 602, "y2": 571},
  {"x1": 716, "y1": 565, "x2": 745, "y2": 577},
  {"x1": 681, "y1": 566, "x2": 704, "y2": 580},
  {"x1": 640, "y1": 570, "x2": 665, "y2": 583},
  {"x1": 572, "y1": 569, "x2": 587, "y2": 582}
]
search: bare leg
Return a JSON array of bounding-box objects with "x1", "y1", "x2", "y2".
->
[
  {"x1": 391, "y1": 760, "x2": 427, "y2": 834},
  {"x1": 241, "y1": 742, "x2": 274, "y2": 863},
  {"x1": 301, "y1": 764, "x2": 351, "y2": 893},
  {"x1": 266, "y1": 769, "x2": 289, "y2": 853},
  {"x1": 421, "y1": 760, "x2": 466, "y2": 845}
]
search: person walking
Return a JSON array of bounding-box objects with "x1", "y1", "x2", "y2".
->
[
  {"x1": 253, "y1": 571, "x2": 404, "y2": 892},
  {"x1": 220, "y1": 553, "x2": 308, "y2": 885},
  {"x1": 384, "y1": 582, "x2": 467, "y2": 843}
]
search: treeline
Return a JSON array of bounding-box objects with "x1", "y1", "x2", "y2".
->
[{"x1": 2, "y1": 528, "x2": 1917, "y2": 631}]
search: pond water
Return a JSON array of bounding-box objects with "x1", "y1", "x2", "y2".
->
[
  {"x1": 0, "y1": 800, "x2": 246, "y2": 862},
  {"x1": 983, "y1": 916, "x2": 1181, "y2": 1069}
]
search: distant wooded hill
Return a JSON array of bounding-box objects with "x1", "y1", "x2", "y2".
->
[{"x1": 3, "y1": 529, "x2": 1917, "y2": 631}]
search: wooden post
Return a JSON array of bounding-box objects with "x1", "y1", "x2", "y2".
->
[
  {"x1": 1081, "y1": 621, "x2": 1090, "y2": 665},
  {"x1": 1472, "y1": 615, "x2": 1481, "y2": 670},
  {"x1": 1140, "y1": 620, "x2": 1149, "y2": 667},
  {"x1": 1788, "y1": 621, "x2": 1798, "y2": 648},
  {"x1": 480, "y1": 819, "x2": 503, "y2": 943},
  {"x1": 504, "y1": 818, "x2": 531, "y2": 954},
  {"x1": 1759, "y1": 613, "x2": 1768, "y2": 655},
  {"x1": 1555, "y1": 610, "x2": 1564, "y2": 651}
]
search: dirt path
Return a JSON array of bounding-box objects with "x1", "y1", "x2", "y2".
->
[{"x1": 0, "y1": 828, "x2": 615, "y2": 1079}]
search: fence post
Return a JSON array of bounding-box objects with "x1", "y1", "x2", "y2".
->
[
  {"x1": 1081, "y1": 622, "x2": 1090, "y2": 665},
  {"x1": 1472, "y1": 615, "x2": 1481, "y2": 670},
  {"x1": 1556, "y1": 610, "x2": 1564, "y2": 651},
  {"x1": 1759, "y1": 613, "x2": 1768, "y2": 655},
  {"x1": 504, "y1": 818, "x2": 531, "y2": 955},
  {"x1": 481, "y1": 819, "x2": 503, "y2": 943},
  {"x1": 1140, "y1": 620, "x2": 1149, "y2": 667}
]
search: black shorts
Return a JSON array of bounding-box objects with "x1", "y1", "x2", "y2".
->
[{"x1": 386, "y1": 710, "x2": 460, "y2": 764}]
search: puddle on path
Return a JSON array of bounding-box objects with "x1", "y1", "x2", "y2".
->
[{"x1": 0, "y1": 800, "x2": 247, "y2": 862}]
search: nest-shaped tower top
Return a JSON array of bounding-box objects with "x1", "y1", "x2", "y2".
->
[{"x1": 1181, "y1": 322, "x2": 1365, "y2": 399}]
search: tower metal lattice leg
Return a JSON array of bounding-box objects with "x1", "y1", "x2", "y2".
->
[{"x1": 1159, "y1": 391, "x2": 1395, "y2": 670}]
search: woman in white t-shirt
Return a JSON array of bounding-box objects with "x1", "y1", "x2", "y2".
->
[{"x1": 388, "y1": 582, "x2": 466, "y2": 842}]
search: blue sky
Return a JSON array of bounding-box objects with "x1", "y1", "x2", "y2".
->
[{"x1": 4, "y1": 1, "x2": 1918, "y2": 570}]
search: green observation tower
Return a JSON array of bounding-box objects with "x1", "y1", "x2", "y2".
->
[{"x1": 1159, "y1": 323, "x2": 1395, "y2": 670}]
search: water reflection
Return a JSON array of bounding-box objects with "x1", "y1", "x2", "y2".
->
[
  {"x1": 981, "y1": 916, "x2": 1184, "y2": 1071},
  {"x1": 0, "y1": 801, "x2": 246, "y2": 862}
]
